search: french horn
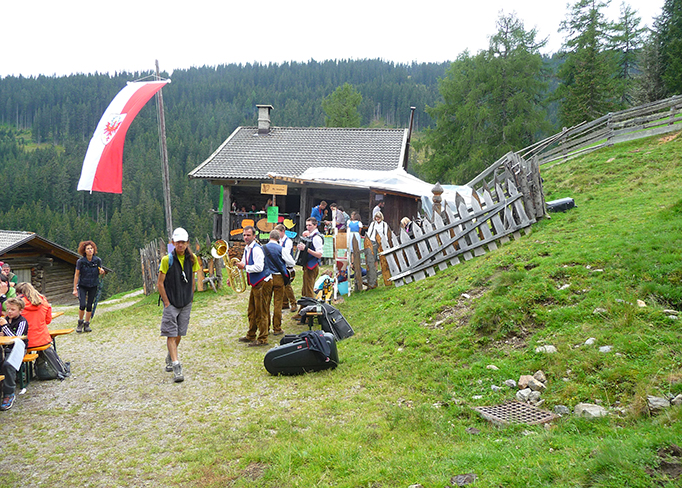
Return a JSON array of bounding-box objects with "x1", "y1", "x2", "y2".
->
[{"x1": 211, "y1": 239, "x2": 247, "y2": 293}]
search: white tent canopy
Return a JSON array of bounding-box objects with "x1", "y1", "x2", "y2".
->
[{"x1": 283, "y1": 167, "x2": 473, "y2": 219}]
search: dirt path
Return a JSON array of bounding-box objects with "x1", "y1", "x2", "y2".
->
[{"x1": 1, "y1": 289, "x2": 319, "y2": 487}]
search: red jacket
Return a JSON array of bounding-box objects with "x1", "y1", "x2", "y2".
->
[{"x1": 22, "y1": 296, "x2": 52, "y2": 348}]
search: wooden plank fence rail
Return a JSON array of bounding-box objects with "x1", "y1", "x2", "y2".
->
[
  {"x1": 380, "y1": 178, "x2": 533, "y2": 286},
  {"x1": 518, "y1": 94, "x2": 682, "y2": 167},
  {"x1": 139, "y1": 238, "x2": 167, "y2": 296}
]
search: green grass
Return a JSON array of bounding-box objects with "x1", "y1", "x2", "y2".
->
[
  {"x1": 174, "y1": 132, "x2": 682, "y2": 487},
  {"x1": 3, "y1": 132, "x2": 681, "y2": 488}
]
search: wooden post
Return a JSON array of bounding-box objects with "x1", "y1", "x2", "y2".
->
[
  {"x1": 300, "y1": 186, "x2": 309, "y2": 236},
  {"x1": 155, "y1": 60, "x2": 173, "y2": 238},
  {"x1": 221, "y1": 185, "x2": 231, "y2": 241},
  {"x1": 352, "y1": 237, "x2": 363, "y2": 292},
  {"x1": 431, "y1": 182, "x2": 443, "y2": 217},
  {"x1": 364, "y1": 236, "x2": 377, "y2": 289},
  {"x1": 375, "y1": 233, "x2": 393, "y2": 287}
]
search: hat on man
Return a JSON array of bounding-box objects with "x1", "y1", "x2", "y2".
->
[{"x1": 172, "y1": 227, "x2": 189, "y2": 242}]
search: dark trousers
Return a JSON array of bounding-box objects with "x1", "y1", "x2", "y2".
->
[
  {"x1": 78, "y1": 285, "x2": 98, "y2": 312},
  {"x1": 1, "y1": 357, "x2": 17, "y2": 396},
  {"x1": 246, "y1": 281, "x2": 269, "y2": 343},
  {"x1": 302, "y1": 266, "x2": 319, "y2": 298}
]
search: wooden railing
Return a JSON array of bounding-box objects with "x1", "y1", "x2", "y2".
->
[
  {"x1": 517, "y1": 94, "x2": 682, "y2": 167},
  {"x1": 375, "y1": 176, "x2": 534, "y2": 287}
]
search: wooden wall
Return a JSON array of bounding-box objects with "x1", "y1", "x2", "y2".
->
[
  {"x1": 3, "y1": 254, "x2": 78, "y2": 306},
  {"x1": 43, "y1": 260, "x2": 79, "y2": 305}
]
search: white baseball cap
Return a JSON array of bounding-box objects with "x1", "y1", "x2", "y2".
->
[{"x1": 172, "y1": 227, "x2": 189, "y2": 242}]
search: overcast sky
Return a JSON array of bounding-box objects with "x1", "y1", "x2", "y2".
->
[{"x1": 3, "y1": 0, "x2": 664, "y2": 78}]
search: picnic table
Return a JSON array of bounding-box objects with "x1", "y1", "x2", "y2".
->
[
  {"x1": 0, "y1": 335, "x2": 26, "y2": 346},
  {"x1": 49, "y1": 328, "x2": 74, "y2": 352}
]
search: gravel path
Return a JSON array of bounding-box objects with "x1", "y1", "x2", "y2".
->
[{"x1": 1, "y1": 290, "x2": 319, "y2": 487}]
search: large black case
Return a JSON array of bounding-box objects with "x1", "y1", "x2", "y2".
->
[
  {"x1": 264, "y1": 332, "x2": 339, "y2": 376},
  {"x1": 296, "y1": 297, "x2": 355, "y2": 341},
  {"x1": 546, "y1": 197, "x2": 576, "y2": 212}
]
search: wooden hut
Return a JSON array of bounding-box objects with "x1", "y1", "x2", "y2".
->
[
  {"x1": 0, "y1": 230, "x2": 111, "y2": 305},
  {"x1": 188, "y1": 105, "x2": 422, "y2": 241}
]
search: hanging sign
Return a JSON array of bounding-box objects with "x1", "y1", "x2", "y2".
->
[{"x1": 261, "y1": 183, "x2": 287, "y2": 195}]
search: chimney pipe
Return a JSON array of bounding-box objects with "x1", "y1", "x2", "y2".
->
[{"x1": 256, "y1": 104, "x2": 274, "y2": 134}]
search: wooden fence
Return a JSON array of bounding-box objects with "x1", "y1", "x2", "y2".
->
[
  {"x1": 357, "y1": 152, "x2": 541, "y2": 288},
  {"x1": 139, "y1": 237, "x2": 225, "y2": 295},
  {"x1": 517, "y1": 94, "x2": 682, "y2": 167},
  {"x1": 139, "y1": 238, "x2": 166, "y2": 295}
]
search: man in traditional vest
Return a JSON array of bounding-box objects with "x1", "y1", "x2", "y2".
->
[
  {"x1": 275, "y1": 223, "x2": 297, "y2": 313},
  {"x1": 297, "y1": 217, "x2": 324, "y2": 298},
  {"x1": 157, "y1": 227, "x2": 200, "y2": 383},
  {"x1": 236, "y1": 226, "x2": 272, "y2": 346},
  {"x1": 262, "y1": 229, "x2": 295, "y2": 335}
]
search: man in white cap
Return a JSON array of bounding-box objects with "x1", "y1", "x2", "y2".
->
[{"x1": 157, "y1": 227, "x2": 200, "y2": 382}]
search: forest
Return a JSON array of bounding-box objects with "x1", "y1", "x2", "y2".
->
[
  {"x1": 0, "y1": 0, "x2": 680, "y2": 299},
  {"x1": 0, "y1": 60, "x2": 450, "y2": 296}
]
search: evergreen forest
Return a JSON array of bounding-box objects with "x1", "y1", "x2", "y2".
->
[
  {"x1": 1, "y1": 0, "x2": 680, "y2": 299},
  {"x1": 0, "y1": 60, "x2": 450, "y2": 297}
]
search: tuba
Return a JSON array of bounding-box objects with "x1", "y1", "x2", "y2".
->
[{"x1": 211, "y1": 239, "x2": 247, "y2": 293}]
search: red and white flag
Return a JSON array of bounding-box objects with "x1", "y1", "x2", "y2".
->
[{"x1": 78, "y1": 80, "x2": 170, "y2": 193}]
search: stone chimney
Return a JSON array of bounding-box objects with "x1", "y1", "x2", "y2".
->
[{"x1": 257, "y1": 105, "x2": 274, "y2": 134}]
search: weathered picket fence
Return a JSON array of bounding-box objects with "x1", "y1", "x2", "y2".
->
[
  {"x1": 356, "y1": 151, "x2": 544, "y2": 288},
  {"x1": 139, "y1": 238, "x2": 166, "y2": 295},
  {"x1": 518, "y1": 94, "x2": 682, "y2": 167}
]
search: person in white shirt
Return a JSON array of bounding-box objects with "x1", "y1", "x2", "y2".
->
[
  {"x1": 236, "y1": 226, "x2": 272, "y2": 346},
  {"x1": 366, "y1": 211, "x2": 389, "y2": 263},
  {"x1": 372, "y1": 200, "x2": 385, "y2": 219},
  {"x1": 297, "y1": 218, "x2": 325, "y2": 298}
]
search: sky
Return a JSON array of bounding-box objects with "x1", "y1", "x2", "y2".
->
[{"x1": 3, "y1": 0, "x2": 665, "y2": 78}]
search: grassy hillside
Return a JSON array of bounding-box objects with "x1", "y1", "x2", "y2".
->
[
  {"x1": 311, "y1": 132, "x2": 682, "y2": 487},
  {"x1": 181, "y1": 131, "x2": 679, "y2": 486},
  {"x1": 3, "y1": 132, "x2": 680, "y2": 488}
]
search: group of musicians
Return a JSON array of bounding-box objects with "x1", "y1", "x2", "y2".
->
[{"x1": 236, "y1": 217, "x2": 324, "y2": 347}]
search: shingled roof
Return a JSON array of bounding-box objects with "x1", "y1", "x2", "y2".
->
[
  {"x1": 188, "y1": 126, "x2": 408, "y2": 181},
  {"x1": 0, "y1": 230, "x2": 82, "y2": 265},
  {"x1": 0, "y1": 230, "x2": 112, "y2": 271}
]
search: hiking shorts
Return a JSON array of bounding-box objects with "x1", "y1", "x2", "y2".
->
[{"x1": 160, "y1": 303, "x2": 192, "y2": 337}]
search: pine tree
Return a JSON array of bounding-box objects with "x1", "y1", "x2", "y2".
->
[
  {"x1": 557, "y1": 0, "x2": 619, "y2": 126},
  {"x1": 418, "y1": 13, "x2": 549, "y2": 184},
  {"x1": 634, "y1": 28, "x2": 667, "y2": 103},
  {"x1": 321, "y1": 83, "x2": 363, "y2": 128},
  {"x1": 658, "y1": 0, "x2": 682, "y2": 94},
  {"x1": 611, "y1": 2, "x2": 646, "y2": 106}
]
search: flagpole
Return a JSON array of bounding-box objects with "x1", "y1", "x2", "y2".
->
[{"x1": 155, "y1": 59, "x2": 173, "y2": 239}]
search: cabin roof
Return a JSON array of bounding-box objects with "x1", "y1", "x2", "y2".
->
[{"x1": 188, "y1": 126, "x2": 409, "y2": 181}]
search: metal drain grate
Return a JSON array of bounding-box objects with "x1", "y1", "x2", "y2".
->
[{"x1": 473, "y1": 401, "x2": 558, "y2": 426}]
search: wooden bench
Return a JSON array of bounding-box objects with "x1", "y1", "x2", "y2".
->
[
  {"x1": 49, "y1": 328, "x2": 75, "y2": 352},
  {"x1": 19, "y1": 353, "x2": 39, "y2": 389},
  {"x1": 305, "y1": 311, "x2": 323, "y2": 331},
  {"x1": 51, "y1": 311, "x2": 65, "y2": 319}
]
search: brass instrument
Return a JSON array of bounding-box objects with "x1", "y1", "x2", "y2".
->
[{"x1": 211, "y1": 239, "x2": 247, "y2": 293}]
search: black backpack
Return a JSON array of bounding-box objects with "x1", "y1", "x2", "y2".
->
[
  {"x1": 35, "y1": 347, "x2": 71, "y2": 381},
  {"x1": 296, "y1": 297, "x2": 355, "y2": 341}
]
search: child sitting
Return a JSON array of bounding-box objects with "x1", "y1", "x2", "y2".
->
[{"x1": 0, "y1": 297, "x2": 28, "y2": 411}]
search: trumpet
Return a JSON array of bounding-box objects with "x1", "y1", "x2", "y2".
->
[{"x1": 211, "y1": 239, "x2": 247, "y2": 293}]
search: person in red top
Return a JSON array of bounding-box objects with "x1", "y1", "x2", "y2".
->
[{"x1": 15, "y1": 282, "x2": 52, "y2": 348}]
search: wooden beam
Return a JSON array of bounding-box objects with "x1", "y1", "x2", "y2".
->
[{"x1": 221, "y1": 185, "x2": 231, "y2": 241}]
